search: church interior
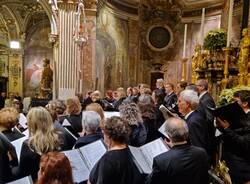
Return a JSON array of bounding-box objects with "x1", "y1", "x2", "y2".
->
[
  {"x1": 0, "y1": 0, "x2": 248, "y2": 100},
  {"x1": 1, "y1": 1, "x2": 250, "y2": 184}
]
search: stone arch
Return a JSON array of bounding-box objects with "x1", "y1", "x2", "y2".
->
[
  {"x1": 0, "y1": 16, "x2": 10, "y2": 46},
  {"x1": 0, "y1": 5, "x2": 20, "y2": 41},
  {"x1": 37, "y1": 0, "x2": 58, "y2": 35}
]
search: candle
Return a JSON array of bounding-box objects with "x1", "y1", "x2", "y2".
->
[
  {"x1": 227, "y1": 0, "x2": 234, "y2": 47},
  {"x1": 200, "y1": 8, "x2": 205, "y2": 45},
  {"x1": 183, "y1": 24, "x2": 188, "y2": 58},
  {"x1": 79, "y1": 79, "x2": 83, "y2": 94}
]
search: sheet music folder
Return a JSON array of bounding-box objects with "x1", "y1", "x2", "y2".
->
[
  {"x1": 62, "y1": 139, "x2": 107, "y2": 183},
  {"x1": 6, "y1": 176, "x2": 33, "y2": 184},
  {"x1": 129, "y1": 138, "x2": 169, "y2": 174},
  {"x1": 208, "y1": 102, "x2": 247, "y2": 129},
  {"x1": 159, "y1": 105, "x2": 178, "y2": 120}
]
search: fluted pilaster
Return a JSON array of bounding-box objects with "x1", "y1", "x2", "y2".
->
[{"x1": 57, "y1": 3, "x2": 79, "y2": 98}]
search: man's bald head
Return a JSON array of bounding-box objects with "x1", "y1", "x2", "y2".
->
[{"x1": 164, "y1": 117, "x2": 189, "y2": 143}]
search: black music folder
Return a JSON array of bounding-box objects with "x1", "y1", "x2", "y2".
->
[{"x1": 208, "y1": 102, "x2": 247, "y2": 129}]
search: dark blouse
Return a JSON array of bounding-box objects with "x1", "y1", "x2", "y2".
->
[
  {"x1": 74, "y1": 133, "x2": 103, "y2": 149},
  {"x1": 16, "y1": 141, "x2": 41, "y2": 181},
  {"x1": 2, "y1": 130, "x2": 25, "y2": 142},
  {"x1": 221, "y1": 126, "x2": 250, "y2": 183},
  {"x1": 64, "y1": 114, "x2": 82, "y2": 133},
  {"x1": 0, "y1": 135, "x2": 17, "y2": 183},
  {"x1": 89, "y1": 147, "x2": 144, "y2": 184}
]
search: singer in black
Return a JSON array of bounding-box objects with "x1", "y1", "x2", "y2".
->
[
  {"x1": 88, "y1": 116, "x2": 144, "y2": 184},
  {"x1": 147, "y1": 117, "x2": 209, "y2": 184}
]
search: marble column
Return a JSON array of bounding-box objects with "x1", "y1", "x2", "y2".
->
[
  {"x1": 82, "y1": 0, "x2": 97, "y2": 94},
  {"x1": 56, "y1": 1, "x2": 79, "y2": 99}
]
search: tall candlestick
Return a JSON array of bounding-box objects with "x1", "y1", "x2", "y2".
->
[
  {"x1": 200, "y1": 8, "x2": 205, "y2": 45},
  {"x1": 79, "y1": 79, "x2": 83, "y2": 94},
  {"x1": 183, "y1": 24, "x2": 188, "y2": 58},
  {"x1": 227, "y1": 0, "x2": 234, "y2": 47}
]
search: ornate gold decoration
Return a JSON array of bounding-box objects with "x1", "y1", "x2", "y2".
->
[
  {"x1": 181, "y1": 58, "x2": 188, "y2": 82},
  {"x1": 238, "y1": 28, "x2": 250, "y2": 86},
  {"x1": 221, "y1": 47, "x2": 233, "y2": 89},
  {"x1": 213, "y1": 160, "x2": 232, "y2": 184},
  {"x1": 191, "y1": 44, "x2": 202, "y2": 83}
]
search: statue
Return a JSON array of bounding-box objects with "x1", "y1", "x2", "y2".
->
[
  {"x1": 40, "y1": 58, "x2": 53, "y2": 99},
  {"x1": 191, "y1": 44, "x2": 202, "y2": 83},
  {"x1": 238, "y1": 28, "x2": 250, "y2": 86}
]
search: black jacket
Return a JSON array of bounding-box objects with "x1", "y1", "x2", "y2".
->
[
  {"x1": 74, "y1": 133, "x2": 103, "y2": 148},
  {"x1": 220, "y1": 124, "x2": 250, "y2": 183},
  {"x1": 186, "y1": 110, "x2": 210, "y2": 154},
  {"x1": 163, "y1": 92, "x2": 177, "y2": 112},
  {"x1": 147, "y1": 144, "x2": 209, "y2": 184},
  {"x1": 0, "y1": 133, "x2": 18, "y2": 183},
  {"x1": 197, "y1": 92, "x2": 216, "y2": 125}
]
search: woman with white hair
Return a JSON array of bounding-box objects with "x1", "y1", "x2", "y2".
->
[
  {"x1": 178, "y1": 90, "x2": 211, "y2": 157},
  {"x1": 74, "y1": 111, "x2": 103, "y2": 148}
]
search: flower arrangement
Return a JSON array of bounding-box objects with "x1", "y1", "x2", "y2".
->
[
  {"x1": 203, "y1": 29, "x2": 227, "y2": 51},
  {"x1": 217, "y1": 86, "x2": 250, "y2": 107}
]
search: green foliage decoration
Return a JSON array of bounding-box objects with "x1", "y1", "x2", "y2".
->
[
  {"x1": 203, "y1": 29, "x2": 227, "y2": 51},
  {"x1": 217, "y1": 86, "x2": 250, "y2": 107}
]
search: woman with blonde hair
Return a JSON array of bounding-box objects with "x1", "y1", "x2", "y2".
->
[
  {"x1": 16, "y1": 107, "x2": 61, "y2": 181},
  {"x1": 86, "y1": 103, "x2": 105, "y2": 121},
  {"x1": 114, "y1": 87, "x2": 126, "y2": 111},
  {"x1": 0, "y1": 107, "x2": 24, "y2": 141},
  {"x1": 62, "y1": 97, "x2": 82, "y2": 133}
]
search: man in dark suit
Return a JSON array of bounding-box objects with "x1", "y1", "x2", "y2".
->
[
  {"x1": 155, "y1": 78, "x2": 166, "y2": 95},
  {"x1": 147, "y1": 117, "x2": 209, "y2": 184},
  {"x1": 178, "y1": 89, "x2": 210, "y2": 154},
  {"x1": 196, "y1": 79, "x2": 215, "y2": 123},
  {"x1": 196, "y1": 79, "x2": 216, "y2": 163},
  {"x1": 163, "y1": 83, "x2": 177, "y2": 113}
]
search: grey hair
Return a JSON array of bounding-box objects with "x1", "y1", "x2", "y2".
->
[
  {"x1": 156, "y1": 78, "x2": 164, "y2": 83},
  {"x1": 185, "y1": 84, "x2": 198, "y2": 93},
  {"x1": 197, "y1": 79, "x2": 208, "y2": 90},
  {"x1": 164, "y1": 117, "x2": 189, "y2": 143},
  {"x1": 179, "y1": 89, "x2": 199, "y2": 110},
  {"x1": 138, "y1": 94, "x2": 154, "y2": 104},
  {"x1": 119, "y1": 101, "x2": 143, "y2": 126},
  {"x1": 82, "y1": 111, "x2": 101, "y2": 133}
]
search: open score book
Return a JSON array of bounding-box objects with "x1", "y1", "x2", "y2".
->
[
  {"x1": 63, "y1": 139, "x2": 107, "y2": 183},
  {"x1": 129, "y1": 138, "x2": 169, "y2": 174}
]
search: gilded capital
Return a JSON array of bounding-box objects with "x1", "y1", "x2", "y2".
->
[{"x1": 49, "y1": 34, "x2": 59, "y2": 44}]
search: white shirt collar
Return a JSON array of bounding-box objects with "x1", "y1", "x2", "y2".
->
[
  {"x1": 245, "y1": 109, "x2": 250, "y2": 114},
  {"x1": 185, "y1": 110, "x2": 194, "y2": 120},
  {"x1": 199, "y1": 91, "x2": 207, "y2": 100}
]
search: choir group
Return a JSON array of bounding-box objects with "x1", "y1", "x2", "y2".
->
[{"x1": 0, "y1": 79, "x2": 249, "y2": 184}]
